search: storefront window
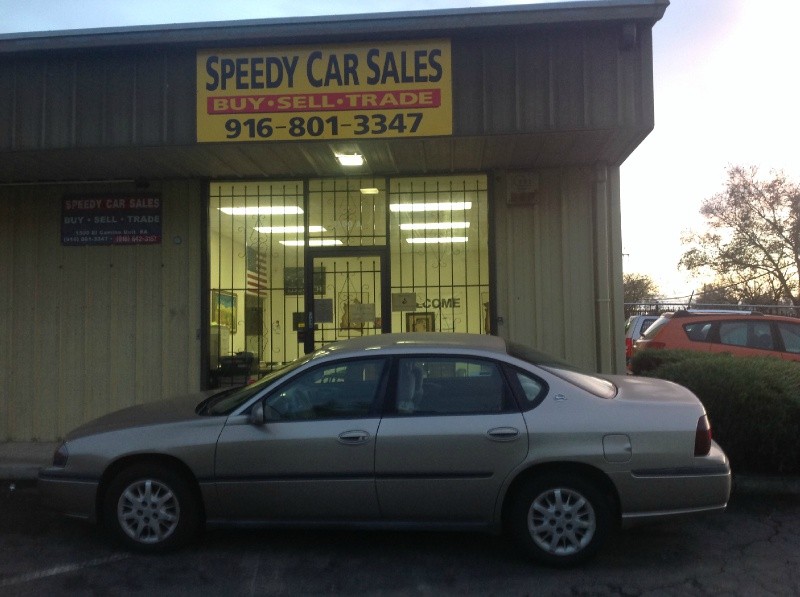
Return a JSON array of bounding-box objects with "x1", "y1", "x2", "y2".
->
[
  {"x1": 209, "y1": 174, "x2": 489, "y2": 385},
  {"x1": 209, "y1": 181, "x2": 305, "y2": 381},
  {"x1": 390, "y1": 175, "x2": 489, "y2": 334},
  {"x1": 308, "y1": 178, "x2": 387, "y2": 247}
]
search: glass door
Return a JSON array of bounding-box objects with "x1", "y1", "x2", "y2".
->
[{"x1": 306, "y1": 248, "x2": 389, "y2": 353}]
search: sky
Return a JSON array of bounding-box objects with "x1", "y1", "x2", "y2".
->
[{"x1": 1, "y1": 0, "x2": 798, "y2": 300}]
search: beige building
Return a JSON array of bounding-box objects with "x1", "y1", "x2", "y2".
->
[{"x1": 0, "y1": 0, "x2": 668, "y2": 441}]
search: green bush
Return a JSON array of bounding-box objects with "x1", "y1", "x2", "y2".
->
[
  {"x1": 630, "y1": 348, "x2": 717, "y2": 374},
  {"x1": 631, "y1": 349, "x2": 800, "y2": 475}
]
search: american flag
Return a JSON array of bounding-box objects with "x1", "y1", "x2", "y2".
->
[{"x1": 246, "y1": 246, "x2": 269, "y2": 295}]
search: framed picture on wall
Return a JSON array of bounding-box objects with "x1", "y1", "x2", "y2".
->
[
  {"x1": 405, "y1": 312, "x2": 435, "y2": 332},
  {"x1": 211, "y1": 290, "x2": 237, "y2": 334},
  {"x1": 284, "y1": 267, "x2": 327, "y2": 295}
]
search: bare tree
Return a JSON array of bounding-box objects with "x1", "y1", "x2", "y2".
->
[
  {"x1": 623, "y1": 273, "x2": 660, "y2": 304},
  {"x1": 680, "y1": 165, "x2": 800, "y2": 305}
]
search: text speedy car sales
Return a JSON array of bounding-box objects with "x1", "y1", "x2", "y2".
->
[
  {"x1": 204, "y1": 49, "x2": 444, "y2": 90},
  {"x1": 196, "y1": 40, "x2": 452, "y2": 142}
]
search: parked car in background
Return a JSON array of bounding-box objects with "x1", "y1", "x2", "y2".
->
[
  {"x1": 634, "y1": 310, "x2": 800, "y2": 361},
  {"x1": 624, "y1": 315, "x2": 659, "y2": 366},
  {"x1": 39, "y1": 333, "x2": 730, "y2": 566}
]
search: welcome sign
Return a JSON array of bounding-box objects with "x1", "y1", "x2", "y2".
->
[{"x1": 196, "y1": 40, "x2": 452, "y2": 142}]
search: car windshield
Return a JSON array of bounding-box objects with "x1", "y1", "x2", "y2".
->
[
  {"x1": 507, "y1": 341, "x2": 617, "y2": 399},
  {"x1": 197, "y1": 354, "x2": 313, "y2": 416}
]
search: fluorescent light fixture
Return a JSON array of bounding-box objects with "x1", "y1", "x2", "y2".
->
[
  {"x1": 390, "y1": 202, "x2": 472, "y2": 212},
  {"x1": 405, "y1": 237, "x2": 469, "y2": 244},
  {"x1": 335, "y1": 153, "x2": 364, "y2": 167},
  {"x1": 255, "y1": 226, "x2": 326, "y2": 234},
  {"x1": 400, "y1": 222, "x2": 470, "y2": 231},
  {"x1": 280, "y1": 239, "x2": 344, "y2": 246},
  {"x1": 360, "y1": 188, "x2": 380, "y2": 195},
  {"x1": 219, "y1": 206, "x2": 303, "y2": 215}
]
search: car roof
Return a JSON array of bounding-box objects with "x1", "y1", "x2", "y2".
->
[
  {"x1": 664, "y1": 309, "x2": 796, "y2": 321},
  {"x1": 309, "y1": 332, "x2": 509, "y2": 360}
]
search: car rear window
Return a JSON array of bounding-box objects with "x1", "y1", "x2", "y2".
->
[
  {"x1": 507, "y1": 342, "x2": 617, "y2": 399},
  {"x1": 640, "y1": 315, "x2": 670, "y2": 339},
  {"x1": 640, "y1": 317, "x2": 657, "y2": 334}
]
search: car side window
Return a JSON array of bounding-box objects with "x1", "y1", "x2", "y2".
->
[
  {"x1": 718, "y1": 321, "x2": 774, "y2": 350},
  {"x1": 266, "y1": 358, "x2": 386, "y2": 420},
  {"x1": 514, "y1": 371, "x2": 547, "y2": 406},
  {"x1": 777, "y1": 322, "x2": 800, "y2": 353},
  {"x1": 718, "y1": 322, "x2": 748, "y2": 347},
  {"x1": 684, "y1": 322, "x2": 712, "y2": 342},
  {"x1": 750, "y1": 322, "x2": 774, "y2": 350},
  {"x1": 395, "y1": 357, "x2": 513, "y2": 415}
]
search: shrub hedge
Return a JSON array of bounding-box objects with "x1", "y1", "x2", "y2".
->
[{"x1": 630, "y1": 350, "x2": 800, "y2": 475}]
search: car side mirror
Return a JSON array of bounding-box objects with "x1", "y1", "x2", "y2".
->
[
  {"x1": 249, "y1": 402, "x2": 266, "y2": 426},
  {"x1": 248, "y1": 401, "x2": 281, "y2": 426}
]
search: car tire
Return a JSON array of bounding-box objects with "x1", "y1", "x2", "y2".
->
[
  {"x1": 103, "y1": 463, "x2": 200, "y2": 552},
  {"x1": 508, "y1": 473, "x2": 612, "y2": 567}
]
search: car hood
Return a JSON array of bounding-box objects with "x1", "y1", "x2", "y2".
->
[
  {"x1": 65, "y1": 391, "x2": 216, "y2": 440},
  {"x1": 607, "y1": 374, "x2": 702, "y2": 406}
]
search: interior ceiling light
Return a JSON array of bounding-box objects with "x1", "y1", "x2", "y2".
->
[
  {"x1": 219, "y1": 206, "x2": 303, "y2": 215},
  {"x1": 400, "y1": 222, "x2": 470, "y2": 231},
  {"x1": 335, "y1": 153, "x2": 364, "y2": 167},
  {"x1": 255, "y1": 226, "x2": 326, "y2": 234},
  {"x1": 390, "y1": 201, "x2": 472, "y2": 212},
  {"x1": 360, "y1": 188, "x2": 380, "y2": 195},
  {"x1": 405, "y1": 237, "x2": 469, "y2": 244},
  {"x1": 280, "y1": 239, "x2": 343, "y2": 246}
]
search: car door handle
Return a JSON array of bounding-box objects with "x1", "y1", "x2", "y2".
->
[
  {"x1": 486, "y1": 427, "x2": 520, "y2": 442},
  {"x1": 338, "y1": 430, "x2": 371, "y2": 445}
]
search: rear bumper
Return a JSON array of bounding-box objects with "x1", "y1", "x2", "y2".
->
[
  {"x1": 615, "y1": 444, "x2": 731, "y2": 526},
  {"x1": 38, "y1": 470, "x2": 99, "y2": 522}
]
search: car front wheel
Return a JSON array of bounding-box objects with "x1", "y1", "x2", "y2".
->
[
  {"x1": 509, "y1": 473, "x2": 612, "y2": 566},
  {"x1": 103, "y1": 463, "x2": 200, "y2": 552}
]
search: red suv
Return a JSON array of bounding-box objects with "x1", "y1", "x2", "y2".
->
[{"x1": 634, "y1": 309, "x2": 800, "y2": 362}]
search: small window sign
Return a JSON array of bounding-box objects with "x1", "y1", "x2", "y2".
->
[{"x1": 61, "y1": 195, "x2": 162, "y2": 246}]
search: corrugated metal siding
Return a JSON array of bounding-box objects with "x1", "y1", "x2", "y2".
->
[
  {"x1": 0, "y1": 180, "x2": 202, "y2": 441},
  {"x1": 493, "y1": 166, "x2": 624, "y2": 373},
  {"x1": 0, "y1": 49, "x2": 196, "y2": 151},
  {"x1": 0, "y1": 27, "x2": 650, "y2": 152},
  {"x1": 452, "y1": 25, "x2": 649, "y2": 136}
]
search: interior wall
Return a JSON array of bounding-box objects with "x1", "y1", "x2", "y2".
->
[{"x1": 0, "y1": 180, "x2": 203, "y2": 441}]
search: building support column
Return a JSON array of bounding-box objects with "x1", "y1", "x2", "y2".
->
[{"x1": 593, "y1": 162, "x2": 625, "y2": 373}]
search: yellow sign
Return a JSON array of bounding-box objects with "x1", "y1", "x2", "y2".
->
[{"x1": 196, "y1": 40, "x2": 452, "y2": 142}]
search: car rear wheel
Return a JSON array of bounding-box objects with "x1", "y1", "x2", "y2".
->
[
  {"x1": 509, "y1": 473, "x2": 611, "y2": 566},
  {"x1": 103, "y1": 463, "x2": 200, "y2": 552}
]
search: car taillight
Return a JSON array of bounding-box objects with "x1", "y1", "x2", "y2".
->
[
  {"x1": 694, "y1": 415, "x2": 712, "y2": 456},
  {"x1": 625, "y1": 338, "x2": 633, "y2": 358}
]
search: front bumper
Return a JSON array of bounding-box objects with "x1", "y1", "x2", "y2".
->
[{"x1": 38, "y1": 470, "x2": 99, "y2": 522}]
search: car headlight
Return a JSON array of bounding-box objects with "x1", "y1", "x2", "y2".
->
[{"x1": 52, "y1": 442, "x2": 69, "y2": 467}]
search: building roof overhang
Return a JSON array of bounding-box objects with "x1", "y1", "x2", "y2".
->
[
  {"x1": 0, "y1": 1, "x2": 668, "y2": 183},
  {"x1": 0, "y1": 0, "x2": 668, "y2": 54}
]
